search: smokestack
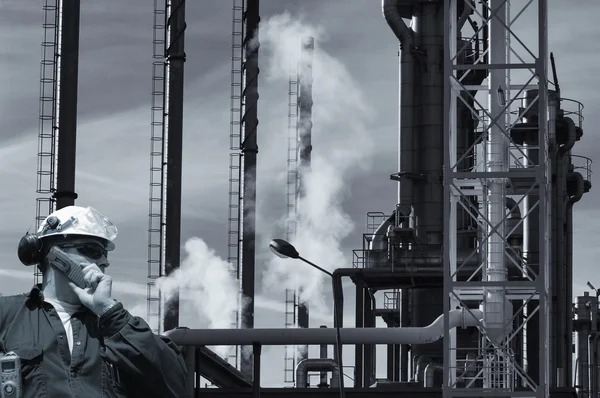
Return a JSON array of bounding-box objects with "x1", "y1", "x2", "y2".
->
[
  {"x1": 54, "y1": 0, "x2": 81, "y2": 210},
  {"x1": 163, "y1": 0, "x2": 186, "y2": 333},
  {"x1": 240, "y1": 0, "x2": 260, "y2": 378},
  {"x1": 296, "y1": 35, "x2": 315, "y2": 365}
]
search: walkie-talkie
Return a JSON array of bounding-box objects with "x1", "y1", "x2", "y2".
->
[
  {"x1": 46, "y1": 246, "x2": 88, "y2": 289},
  {"x1": 0, "y1": 352, "x2": 21, "y2": 398}
]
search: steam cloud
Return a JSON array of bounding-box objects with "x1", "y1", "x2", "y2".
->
[
  {"x1": 129, "y1": 13, "x2": 374, "y2": 365},
  {"x1": 157, "y1": 237, "x2": 241, "y2": 357},
  {"x1": 158, "y1": 238, "x2": 240, "y2": 329},
  {"x1": 259, "y1": 13, "x2": 375, "y2": 314}
]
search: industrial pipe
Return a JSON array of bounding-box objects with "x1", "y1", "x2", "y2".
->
[
  {"x1": 413, "y1": 356, "x2": 432, "y2": 384},
  {"x1": 567, "y1": 171, "x2": 585, "y2": 385},
  {"x1": 578, "y1": 294, "x2": 593, "y2": 398},
  {"x1": 505, "y1": 197, "x2": 523, "y2": 272},
  {"x1": 504, "y1": 197, "x2": 522, "y2": 238},
  {"x1": 424, "y1": 362, "x2": 442, "y2": 387},
  {"x1": 372, "y1": 246, "x2": 481, "y2": 269},
  {"x1": 369, "y1": 211, "x2": 397, "y2": 252},
  {"x1": 319, "y1": 325, "x2": 329, "y2": 387},
  {"x1": 559, "y1": 117, "x2": 577, "y2": 155},
  {"x1": 591, "y1": 332, "x2": 598, "y2": 398},
  {"x1": 295, "y1": 358, "x2": 340, "y2": 388},
  {"x1": 382, "y1": 0, "x2": 415, "y2": 212},
  {"x1": 484, "y1": 0, "x2": 511, "y2": 345},
  {"x1": 166, "y1": 308, "x2": 482, "y2": 346}
]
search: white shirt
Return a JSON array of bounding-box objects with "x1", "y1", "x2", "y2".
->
[{"x1": 44, "y1": 298, "x2": 82, "y2": 354}]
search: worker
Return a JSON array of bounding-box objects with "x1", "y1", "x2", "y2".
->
[{"x1": 0, "y1": 205, "x2": 187, "y2": 397}]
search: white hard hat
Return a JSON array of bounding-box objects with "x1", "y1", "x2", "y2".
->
[{"x1": 37, "y1": 206, "x2": 118, "y2": 251}]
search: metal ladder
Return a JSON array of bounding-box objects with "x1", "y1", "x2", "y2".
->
[
  {"x1": 147, "y1": 0, "x2": 169, "y2": 335},
  {"x1": 35, "y1": 0, "x2": 62, "y2": 284}
]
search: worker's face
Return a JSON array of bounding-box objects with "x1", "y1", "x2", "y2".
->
[{"x1": 46, "y1": 238, "x2": 109, "y2": 303}]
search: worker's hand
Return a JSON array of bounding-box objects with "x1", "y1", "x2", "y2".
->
[{"x1": 68, "y1": 264, "x2": 115, "y2": 316}]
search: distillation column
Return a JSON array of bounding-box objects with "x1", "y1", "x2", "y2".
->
[{"x1": 382, "y1": 0, "x2": 483, "y2": 384}]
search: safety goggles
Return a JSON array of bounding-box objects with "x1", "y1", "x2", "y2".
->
[{"x1": 58, "y1": 241, "x2": 108, "y2": 261}]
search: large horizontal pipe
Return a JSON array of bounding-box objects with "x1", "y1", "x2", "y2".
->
[{"x1": 166, "y1": 308, "x2": 482, "y2": 346}]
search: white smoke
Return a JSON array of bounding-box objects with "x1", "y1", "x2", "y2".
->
[
  {"x1": 259, "y1": 14, "x2": 375, "y2": 312},
  {"x1": 158, "y1": 237, "x2": 241, "y2": 357}
]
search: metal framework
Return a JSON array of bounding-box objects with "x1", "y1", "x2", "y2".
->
[
  {"x1": 147, "y1": 0, "x2": 168, "y2": 335},
  {"x1": 35, "y1": 0, "x2": 62, "y2": 284},
  {"x1": 227, "y1": 0, "x2": 245, "y2": 368},
  {"x1": 443, "y1": 0, "x2": 549, "y2": 396},
  {"x1": 284, "y1": 69, "x2": 299, "y2": 384}
]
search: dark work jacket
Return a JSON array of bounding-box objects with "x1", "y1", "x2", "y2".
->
[{"x1": 0, "y1": 285, "x2": 187, "y2": 398}]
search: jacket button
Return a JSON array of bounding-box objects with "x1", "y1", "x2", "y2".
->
[{"x1": 76, "y1": 341, "x2": 81, "y2": 346}]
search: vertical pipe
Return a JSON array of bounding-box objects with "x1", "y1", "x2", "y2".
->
[
  {"x1": 381, "y1": 0, "x2": 415, "y2": 213},
  {"x1": 596, "y1": 337, "x2": 600, "y2": 398},
  {"x1": 578, "y1": 294, "x2": 592, "y2": 398},
  {"x1": 525, "y1": 142, "x2": 540, "y2": 383},
  {"x1": 410, "y1": 0, "x2": 445, "y2": 368},
  {"x1": 591, "y1": 333, "x2": 598, "y2": 398},
  {"x1": 567, "y1": 184, "x2": 582, "y2": 385},
  {"x1": 363, "y1": 289, "x2": 374, "y2": 387},
  {"x1": 253, "y1": 343, "x2": 261, "y2": 398},
  {"x1": 354, "y1": 278, "x2": 364, "y2": 388},
  {"x1": 319, "y1": 325, "x2": 329, "y2": 387},
  {"x1": 163, "y1": 0, "x2": 186, "y2": 332},
  {"x1": 194, "y1": 348, "x2": 201, "y2": 398},
  {"x1": 296, "y1": 36, "x2": 314, "y2": 363},
  {"x1": 331, "y1": 275, "x2": 346, "y2": 396},
  {"x1": 400, "y1": 289, "x2": 410, "y2": 381},
  {"x1": 549, "y1": 93, "x2": 566, "y2": 387},
  {"x1": 182, "y1": 347, "x2": 196, "y2": 398},
  {"x1": 537, "y1": 0, "x2": 550, "y2": 390},
  {"x1": 484, "y1": 0, "x2": 509, "y2": 346},
  {"x1": 240, "y1": 0, "x2": 260, "y2": 377},
  {"x1": 55, "y1": 0, "x2": 81, "y2": 210}
]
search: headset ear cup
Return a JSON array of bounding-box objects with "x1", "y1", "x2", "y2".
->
[{"x1": 18, "y1": 234, "x2": 43, "y2": 266}]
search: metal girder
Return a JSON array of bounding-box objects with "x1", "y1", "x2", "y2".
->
[{"x1": 443, "y1": 0, "x2": 549, "y2": 397}]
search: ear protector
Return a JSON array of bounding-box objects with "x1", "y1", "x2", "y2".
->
[{"x1": 17, "y1": 216, "x2": 61, "y2": 266}]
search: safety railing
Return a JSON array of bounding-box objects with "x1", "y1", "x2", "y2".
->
[
  {"x1": 571, "y1": 154, "x2": 593, "y2": 185},
  {"x1": 560, "y1": 97, "x2": 585, "y2": 128}
]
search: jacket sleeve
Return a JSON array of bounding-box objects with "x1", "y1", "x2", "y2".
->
[{"x1": 98, "y1": 302, "x2": 187, "y2": 398}]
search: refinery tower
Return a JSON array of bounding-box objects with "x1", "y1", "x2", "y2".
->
[{"x1": 31, "y1": 0, "x2": 594, "y2": 397}]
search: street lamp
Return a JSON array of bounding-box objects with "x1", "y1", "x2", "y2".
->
[
  {"x1": 588, "y1": 281, "x2": 599, "y2": 299},
  {"x1": 269, "y1": 238, "x2": 345, "y2": 398}
]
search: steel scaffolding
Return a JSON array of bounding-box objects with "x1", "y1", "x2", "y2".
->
[
  {"x1": 146, "y1": 0, "x2": 168, "y2": 335},
  {"x1": 35, "y1": 0, "x2": 62, "y2": 284},
  {"x1": 443, "y1": 0, "x2": 550, "y2": 396}
]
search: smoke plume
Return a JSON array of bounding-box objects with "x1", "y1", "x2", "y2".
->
[
  {"x1": 259, "y1": 13, "x2": 375, "y2": 313},
  {"x1": 158, "y1": 237, "x2": 241, "y2": 357}
]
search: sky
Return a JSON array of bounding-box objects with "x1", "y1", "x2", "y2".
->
[{"x1": 0, "y1": 0, "x2": 599, "y2": 389}]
